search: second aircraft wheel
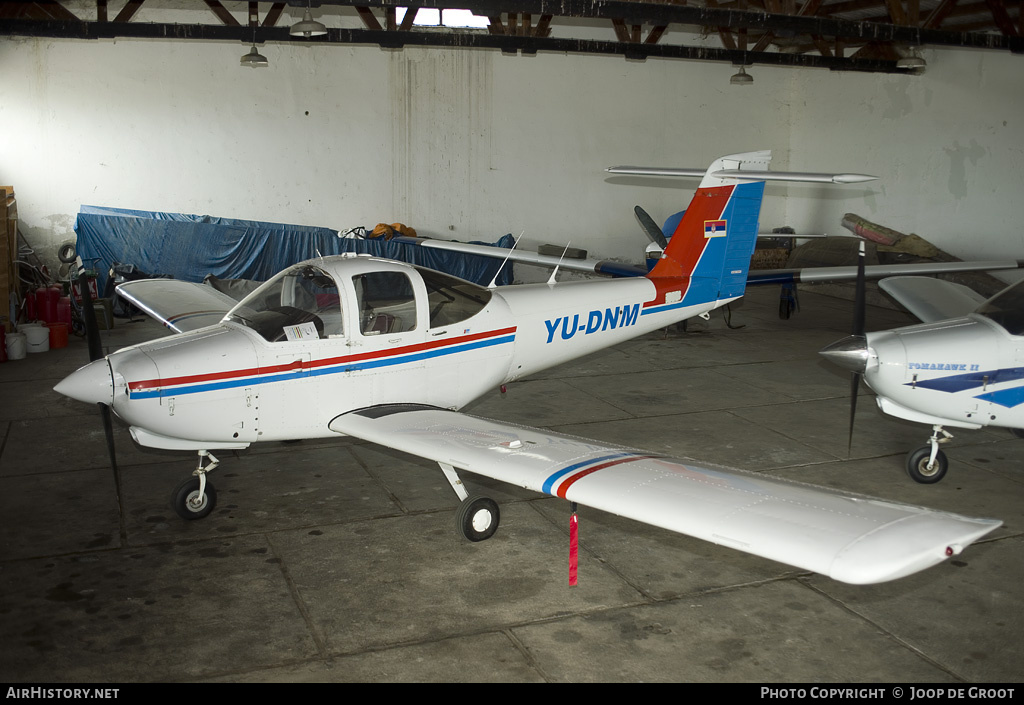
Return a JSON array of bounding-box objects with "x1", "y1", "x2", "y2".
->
[
  {"x1": 906, "y1": 446, "x2": 948, "y2": 484},
  {"x1": 455, "y1": 495, "x2": 500, "y2": 542}
]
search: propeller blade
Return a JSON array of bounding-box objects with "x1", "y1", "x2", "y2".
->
[
  {"x1": 77, "y1": 264, "x2": 103, "y2": 362},
  {"x1": 848, "y1": 372, "x2": 861, "y2": 454},
  {"x1": 852, "y1": 240, "x2": 866, "y2": 337},
  {"x1": 634, "y1": 205, "x2": 668, "y2": 250},
  {"x1": 99, "y1": 403, "x2": 119, "y2": 473},
  {"x1": 77, "y1": 261, "x2": 118, "y2": 472},
  {"x1": 847, "y1": 240, "x2": 867, "y2": 455}
]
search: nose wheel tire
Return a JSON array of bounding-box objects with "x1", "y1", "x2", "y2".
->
[
  {"x1": 906, "y1": 446, "x2": 948, "y2": 484},
  {"x1": 171, "y1": 477, "x2": 218, "y2": 520},
  {"x1": 456, "y1": 495, "x2": 500, "y2": 542}
]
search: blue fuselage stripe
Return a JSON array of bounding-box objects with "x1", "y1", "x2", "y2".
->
[{"x1": 129, "y1": 333, "x2": 516, "y2": 400}]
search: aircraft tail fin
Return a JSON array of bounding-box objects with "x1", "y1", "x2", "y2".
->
[{"x1": 646, "y1": 151, "x2": 769, "y2": 304}]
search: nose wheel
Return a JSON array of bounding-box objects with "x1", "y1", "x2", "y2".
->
[
  {"x1": 906, "y1": 426, "x2": 951, "y2": 484},
  {"x1": 171, "y1": 450, "x2": 220, "y2": 520}
]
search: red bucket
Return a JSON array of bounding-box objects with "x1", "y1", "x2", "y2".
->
[{"x1": 47, "y1": 322, "x2": 69, "y2": 349}]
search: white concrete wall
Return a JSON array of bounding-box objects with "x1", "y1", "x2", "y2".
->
[
  {"x1": 1, "y1": 22, "x2": 1021, "y2": 280},
  {"x1": 784, "y1": 46, "x2": 1024, "y2": 267}
]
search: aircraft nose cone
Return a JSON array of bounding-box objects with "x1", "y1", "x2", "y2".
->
[
  {"x1": 819, "y1": 334, "x2": 871, "y2": 373},
  {"x1": 54, "y1": 359, "x2": 114, "y2": 406}
]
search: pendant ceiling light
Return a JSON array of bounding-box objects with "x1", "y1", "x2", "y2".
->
[
  {"x1": 730, "y1": 66, "x2": 753, "y2": 85},
  {"x1": 240, "y1": 44, "x2": 268, "y2": 67},
  {"x1": 290, "y1": 6, "x2": 327, "y2": 37},
  {"x1": 897, "y1": 49, "x2": 926, "y2": 70}
]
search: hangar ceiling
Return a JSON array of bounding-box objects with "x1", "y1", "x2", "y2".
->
[{"x1": 0, "y1": 0, "x2": 1021, "y2": 74}]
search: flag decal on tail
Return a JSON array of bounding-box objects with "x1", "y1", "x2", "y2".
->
[{"x1": 704, "y1": 219, "x2": 728, "y2": 238}]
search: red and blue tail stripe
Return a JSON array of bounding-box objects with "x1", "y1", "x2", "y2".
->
[{"x1": 643, "y1": 180, "x2": 765, "y2": 314}]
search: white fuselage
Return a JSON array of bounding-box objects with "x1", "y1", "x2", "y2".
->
[
  {"x1": 864, "y1": 313, "x2": 1024, "y2": 430},
  {"x1": 92, "y1": 257, "x2": 731, "y2": 450}
]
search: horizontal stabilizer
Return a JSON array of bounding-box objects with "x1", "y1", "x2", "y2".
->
[
  {"x1": 330, "y1": 406, "x2": 1001, "y2": 585},
  {"x1": 607, "y1": 166, "x2": 877, "y2": 184}
]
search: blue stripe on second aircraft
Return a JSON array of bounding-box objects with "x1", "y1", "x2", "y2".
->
[{"x1": 907, "y1": 366, "x2": 1024, "y2": 408}]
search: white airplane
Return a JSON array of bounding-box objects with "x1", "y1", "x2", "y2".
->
[
  {"x1": 820, "y1": 246, "x2": 1024, "y2": 484},
  {"x1": 55, "y1": 150, "x2": 1002, "y2": 586}
]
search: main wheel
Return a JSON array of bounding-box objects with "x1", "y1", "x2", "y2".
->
[
  {"x1": 455, "y1": 495, "x2": 500, "y2": 542},
  {"x1": 906, "y1": 446, "x2": 948, "y2": 484},
  {"x1": 171, "y1": 476, "x2": 218, "y2": 520}
]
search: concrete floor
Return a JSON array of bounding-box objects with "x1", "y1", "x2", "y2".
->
[{"x1": 1, "y1": 284, "x2": 1021, "y2": 683}]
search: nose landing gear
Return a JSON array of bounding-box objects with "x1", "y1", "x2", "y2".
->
[
  {"x1": 171, "y1": 450, "x2": 221, "y2": 520},
  {"x1": 906, "y1": 426, "x2": 952, "y2": 484}
]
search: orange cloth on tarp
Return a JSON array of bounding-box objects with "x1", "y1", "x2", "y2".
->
[{"x1": 370, "y1": 223, "x2": 417, "y2": 240}]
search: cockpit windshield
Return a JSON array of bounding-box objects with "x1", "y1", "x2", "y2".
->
[
  {"x1": 976, "y1": 279, "x2": 1024, "y2": 335},
  {"x1": 226, "y1": 265, "x2": 343, "y2": 342}
]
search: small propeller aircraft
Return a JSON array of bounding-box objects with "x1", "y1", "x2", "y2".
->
[
  {"x1": 55, "y1": 151, "x2": 1002, "y2": 586},
  {"x1": 820, "y1": 243, "x2": 1024, "y2": 484}
]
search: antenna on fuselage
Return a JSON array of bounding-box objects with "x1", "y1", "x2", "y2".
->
[
  {"x1": 547, "y1": 241, "x2": 572, "y2": 285},
  {"x1": 487, "y1": 232, "x2": 523, "y2": 289}
]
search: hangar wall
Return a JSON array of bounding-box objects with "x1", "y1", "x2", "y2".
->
[
  {"x1": 784, "y1": 46, "x2": 1024, "y2": 268},
  {"x1": 0, "y1": 30, "x2": 1021, "y2": 281}
]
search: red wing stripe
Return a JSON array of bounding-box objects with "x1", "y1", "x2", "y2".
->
[{"x1": 556, "y1": 454, "x2": 660, "y2": 499}]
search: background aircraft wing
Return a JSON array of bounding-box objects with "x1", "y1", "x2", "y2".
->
[
  {"x1": 116, "y1": 279, "x2": 239, "y2": 333},
  {"x1": 329, "y1": 405, "x2": 1000, "y2": 585},
  {"x1": 878, "y1": 276, "x2": 989, "y2": 323},
  {"x1": 748, "y1": 259, "x2": 1024, "y2": 286},
  {"x1": 387, "y1": 233, "x2": 1023, "y2": 285}
]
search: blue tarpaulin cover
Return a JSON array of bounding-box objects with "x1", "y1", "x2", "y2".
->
[{"x1": 74, "y1": 205, "x2": 515, "y2": 292}]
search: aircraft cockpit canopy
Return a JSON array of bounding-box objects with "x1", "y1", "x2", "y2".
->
[
  {"x1": 226, "y1": 264, "x2": 342, "y2": 342},
  {"x1": 976, "y1": 279, "x2": 1024, "y2": 336}
]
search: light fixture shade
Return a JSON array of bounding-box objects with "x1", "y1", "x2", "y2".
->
[
  {"x1": 290, "y1": 9, "x2": 327, "y2": 37},
  {"x1": 897, "y1": 54, "x2": 926, "y2": 70},
  {"x1": 241, "y1": 45, "x2": 268, "y2": 67},
  {"x1": 730, "y1": 66, "x2": 753, "y2": 85}
]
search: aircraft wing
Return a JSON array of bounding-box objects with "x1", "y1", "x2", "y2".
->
[
  {"x1": 386, "y1": 234, "x2": 649, "y2": 278},
  {"x1": 878, "y1": 276, "x2": 988, "y2": 323},
  {"x1": 329, "y1": 405, "x2": 1001, "y2": 585},
  {"x1": 386, "y1": 234, "x2": 1024, "y2": 284},
  {"x1": 116, "y1": 279, "x2": 239, "y2": 333},
  {"x1": 747, "y1": 259, "x2": 1024, "y2": 286}
]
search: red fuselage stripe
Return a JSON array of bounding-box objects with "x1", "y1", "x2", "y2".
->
[{"x1": 128, "y1": 326, "x2": 518, "y2": 391}]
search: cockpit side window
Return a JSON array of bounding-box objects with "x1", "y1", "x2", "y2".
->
[
  {"x1": 977, "y1": 280, "x2": 1024, "y2": 335},
  {"x1": 226, "y1": 265, "x2": 343, "y2": 342},
  {"x1": 354, "y1": 271, "x2": 418, "y2": 335},
  {"x1": 417, "y1": 267, "x2": 491, "y2": 328}
]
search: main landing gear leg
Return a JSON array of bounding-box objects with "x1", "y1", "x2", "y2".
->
[
  {"x1": 171, "y1": 450, "x2": 220, "y2": 520},
  {"x1": 440, "y1": 462, "x2": 500, "y2": 542},
  {"x1": 906, "y1": 425, "x2": 952, "y2": 484}
]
